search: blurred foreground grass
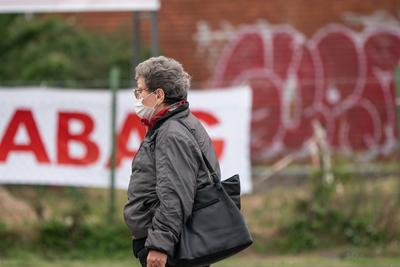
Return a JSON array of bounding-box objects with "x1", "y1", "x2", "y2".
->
[{"x1": 2, "y1": 254, "x2": 400, "y2": 267}]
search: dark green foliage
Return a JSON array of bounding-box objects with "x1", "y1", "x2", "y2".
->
[
  {"x1": 0, "y1": 223, "x2": 20, "y2": 256},
  {"x1": 0, "y1": 185, "x2": 132, "y2": 259},
  {"x1": 0, "y1": 14, "x2": 144, "y2": 88},
  {"x1": 0, "y1": 220, "x2": 131, "y2": 258},
  {"x1": 342, "y1": 216, "x2": 384, "y2": 246},
  {"x1": 277, "y1": 169, "x2": 389, "y2": 253},
  {"x1": 279, "y1": 206, "x2": 385, "y2": 252},
  {"x1": 37, "y1": 220, "x2": 131, "y2": 258},
  {"x1": 38, "y1": 220, "x2": 73, "y2": 251}
]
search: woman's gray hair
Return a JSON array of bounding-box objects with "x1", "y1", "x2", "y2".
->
[{"x1": 135, "y1": 56, "x2": 191, "y2": 104}]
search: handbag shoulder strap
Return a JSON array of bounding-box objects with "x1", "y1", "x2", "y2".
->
[{"x1": 175, "y1": 119, "x2": 220, "y2": 185}]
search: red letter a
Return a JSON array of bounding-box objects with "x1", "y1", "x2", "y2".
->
[
  {"x1": 106, "y1": 113, "x2": 146, "y2": 168},
  {"x1": 0, "y1": 109, "x2": 50, "y2": 163}
]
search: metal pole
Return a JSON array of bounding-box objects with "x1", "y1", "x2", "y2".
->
[
  {"x1": 132, "y1": 11, "x2": 141, "y2": 75},
  {"x1": 150, "y1": 11, "x2": 160, "y2": 56},
  {"x1": 396, "y1": 66, "x2": 400, "y2": 148},
  {"x1": 396, "y1": 66, "x2": 400, "y2": 203},
  {"x1": 109, "y1": 66, "x2": 120, "y2": 222}
]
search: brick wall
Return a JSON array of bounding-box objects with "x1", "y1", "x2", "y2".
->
[
  {"x1": 62, "y1": 0, "x2": 399, "y2": 84},
  {"x1": 57, "y1": 0, "x2": 400, "y2": 161}
]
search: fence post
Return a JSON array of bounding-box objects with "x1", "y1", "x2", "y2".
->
[
  {"x1": 109, "y1": 66, "x2": 120, "y2": 222},
  {"x1": 396, "y1": 66, "x2": 400, "y2": 149},
  {"x1": 396, "y1": 66, "x2": 400, "y2": 203}
]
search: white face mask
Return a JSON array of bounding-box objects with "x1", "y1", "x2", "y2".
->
[{"x1": 133, "y1": 92, "x2": 158, "y2": 120}]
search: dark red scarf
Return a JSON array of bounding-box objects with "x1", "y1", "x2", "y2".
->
[{"x1": 141, "y1": 100, "x2": 187, "y2": 128}]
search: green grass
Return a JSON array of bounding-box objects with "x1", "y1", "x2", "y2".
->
[
  {"x1": 218, "y1": 255, "x2": 400, "y2": 267},
  {"x1": 1, "y1": 255, "x2": 400, "y2": 267},
  {"x1": 1, "y1": 173, "x2": 399, "y2": 267}
]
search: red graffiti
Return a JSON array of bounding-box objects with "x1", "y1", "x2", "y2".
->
[{"x1": 212, "y1": 24, "x2": 399, "y2": 161}]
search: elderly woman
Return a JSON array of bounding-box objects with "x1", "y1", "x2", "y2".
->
[{"x1": 124, "y1": 56, "x2": 218, "y2": 267}]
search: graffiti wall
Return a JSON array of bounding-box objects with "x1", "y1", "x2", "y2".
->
[{"x1": 195, "y1": 13, "x2": 400, "y2": 162}]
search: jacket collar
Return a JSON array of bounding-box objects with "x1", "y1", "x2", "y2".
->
[{"x1": 145, "y1": 100, "x2": 190, "y2": 137}]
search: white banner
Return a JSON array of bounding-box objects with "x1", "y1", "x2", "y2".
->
[
  {"x1": 0, "y1": 86, "x2": 252, "y2": 193},
  {"x1": 0, "y1": 0, "x2": 160, "y2": 13}
]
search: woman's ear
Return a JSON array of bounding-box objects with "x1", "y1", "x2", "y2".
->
[{"x1": 156, "y1": 88, "x2": 165, "y2": 102}]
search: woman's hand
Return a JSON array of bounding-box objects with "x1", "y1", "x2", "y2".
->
[{"x1": 147, "y1": 249, "x2": 168, "y2": 267}]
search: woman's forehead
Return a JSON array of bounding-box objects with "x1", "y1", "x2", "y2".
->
[{"x1": 137, "y1": 76, "x2": 146, "y2": 88}]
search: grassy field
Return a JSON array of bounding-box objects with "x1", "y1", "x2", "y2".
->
[
  {"x1": 1, "y1": 170, "x2": 399, "y2": 267},
  {"x1": 2, "y1": 255, "x2": 400, "y2": 267}
]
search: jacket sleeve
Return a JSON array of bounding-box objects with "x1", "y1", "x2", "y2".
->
[{"x1": 145, "y1": 128, "x2": 199, "y2": 256}]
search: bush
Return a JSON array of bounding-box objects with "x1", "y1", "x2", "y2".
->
[
  {"x1": 0, "y1": 216, "x2": 131, "y2": 258},
  {"x1": 0, "y1": 14, "x2": 146, "y2": 88},
  {"x1": 37, "y1": 220, "x2": 131, "y2": 258},
  {"x1": 0, "y1": 223, "x2": 20, "y2": 256},
  {"x1": 38, "y1": 220, "x2": 74, "y2": 252},
  {"x1": 277, "y1": 168, "x2": 390, "y2": 252}
]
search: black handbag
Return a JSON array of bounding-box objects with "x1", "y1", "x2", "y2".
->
[{"x1": 173, "y1": 120, "x2": 253, "y2": 267}]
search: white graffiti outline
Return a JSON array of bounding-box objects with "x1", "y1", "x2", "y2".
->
[{"x1": 201, "y1": 19, "x2": 399, "y2": 161}]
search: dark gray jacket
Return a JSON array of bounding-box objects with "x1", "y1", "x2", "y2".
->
[{"x1": 123, "y1": 103, "x2": 221, "y2": 257}]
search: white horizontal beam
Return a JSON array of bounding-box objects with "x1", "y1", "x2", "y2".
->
[{"x1": 0, "y1": 0, "x2": 160, "y2": 13}]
